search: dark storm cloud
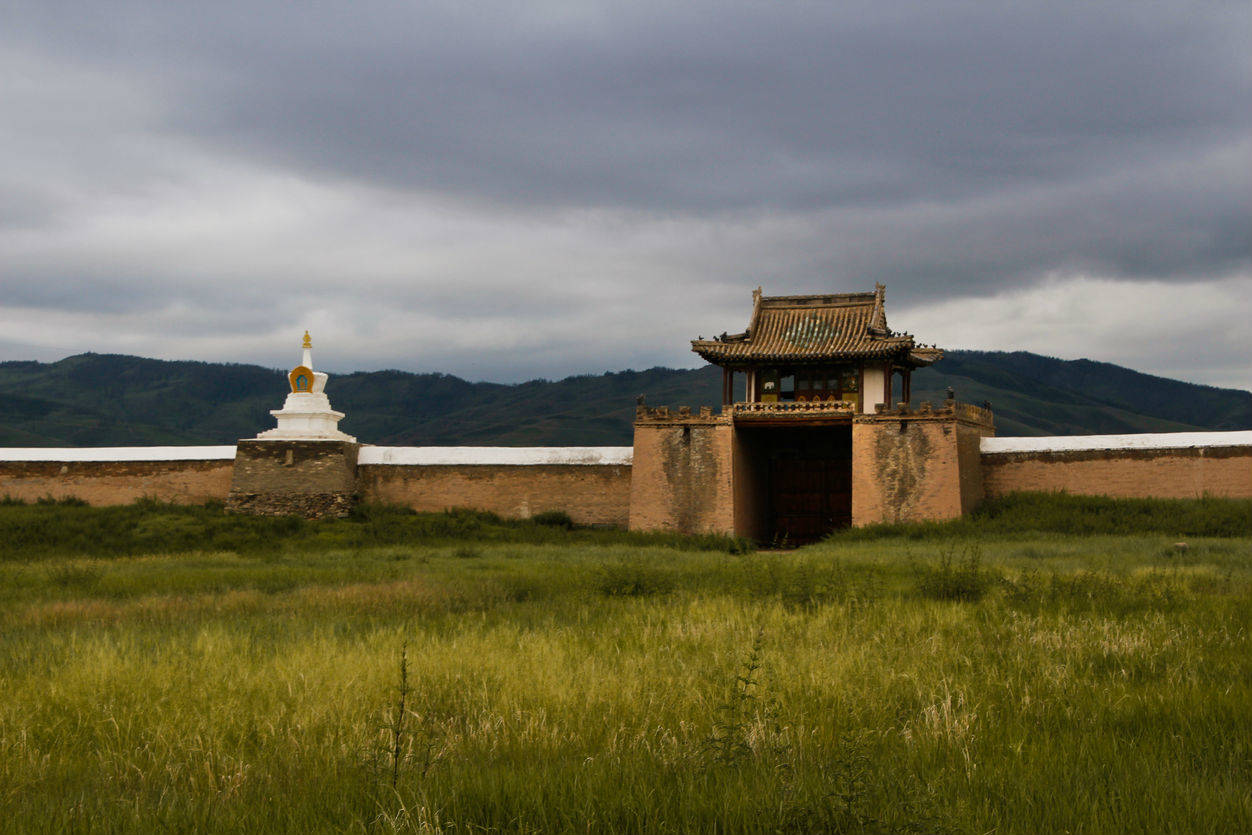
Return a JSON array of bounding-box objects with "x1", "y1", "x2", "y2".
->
[{"x1": 0, "y1": 0, "x2": 1249, "y2": 386}]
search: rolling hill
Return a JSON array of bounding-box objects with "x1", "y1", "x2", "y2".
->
[{"x1": 0, "y1": 351, "x2": 1247, "y2": 447}]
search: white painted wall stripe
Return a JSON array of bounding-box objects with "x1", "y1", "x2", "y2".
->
[
  {"x1": 0, "y1": 446, "x2": 238, "y2": 462},
  {"x1": 3, "y1": 434, "x2": 1245, "y2": 463},
  {"x1": 357, "y1": 446, "x2": 634, "y2": 466},
  {"x1": 981, "y1": 431, "x2": 1252, "y2": 454}
]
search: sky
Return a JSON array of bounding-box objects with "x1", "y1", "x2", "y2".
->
[{"x1": 1, "y1": 1, "x2": 1249, "y2": 390}]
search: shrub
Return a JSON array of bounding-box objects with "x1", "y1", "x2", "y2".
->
[
  {"x1": 596, "y1": 560, "x2": 675, "y2": 597},
  {"x1": 36, "y1": 495, "x2": 88, "y2": 507},
  {"x1": 531, "y1": 510, "x2": 574, "y2": 529},
  {"x1": 914, "y1": 547, "x2": 992, "y2": 602}
]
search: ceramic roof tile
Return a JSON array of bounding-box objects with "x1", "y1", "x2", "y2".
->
[{"x1": 692, "y1": 285, "x2": 941, "y2": 366}]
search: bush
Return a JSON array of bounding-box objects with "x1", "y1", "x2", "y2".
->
[
  {"x1": 531, "y1": 510, "x2": 575, "y2": 529},
  {"x1": 914, "y1": 547, "x2": 993, "y2": 602},
  {"x1": 597, "y1": 560, "x2": 676, "y2": 597}
]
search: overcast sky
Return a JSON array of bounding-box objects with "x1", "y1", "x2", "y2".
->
[{"x1": 1, "y1": 1, "x2": 1249, "y2": 390}]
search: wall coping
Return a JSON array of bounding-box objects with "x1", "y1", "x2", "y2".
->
[
  {"x1": 0, "y1": 446, "x2": 237, "y2": 462},
  {"x1": 5, "y1": 431, "x2": 1244, "y2": 464},
  {"x1": 982, "y1": 430, "x2": 1252, "y2": 455},
  {"x1": 358, "y1": 446, "x2": 633, "y2": 466}
]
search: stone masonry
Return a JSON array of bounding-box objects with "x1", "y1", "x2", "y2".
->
[{"x1": 226, "y1": 439, "x2": 360, "y2": 518}]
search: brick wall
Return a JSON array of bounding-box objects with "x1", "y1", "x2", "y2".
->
[
  {"x1": 629, "y1": 411, "x2": 735, "y2": 534},
  {"x1": 0, "y1": 459, "x2": 234, "y2": 505},
  {"x1": 983, "y1": 445, "x2": 1252, "y2": 499},
  {"x1": 358, "y1": 463, "x2": 632, "y2": 525}
]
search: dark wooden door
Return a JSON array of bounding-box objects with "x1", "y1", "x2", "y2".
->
[{"x1": 769, "y1": 455, "x2": 851, "y2": 545}]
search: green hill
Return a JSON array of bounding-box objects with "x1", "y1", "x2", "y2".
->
[{"x1": 0, "y1": 351, "x2": 1247, "y2": 447}]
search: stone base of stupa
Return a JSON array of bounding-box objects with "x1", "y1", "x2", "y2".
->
[{"x1": 226, "y1": 439, "x2": 360, "y2": 518}]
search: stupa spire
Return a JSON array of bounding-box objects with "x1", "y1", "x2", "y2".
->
[{"x1": 254, "y1": 332, "x2": 355, "y2": 442}]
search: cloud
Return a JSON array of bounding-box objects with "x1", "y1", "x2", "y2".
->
[
  {"x1": 901, "y1": 272, "x2": 1252, "y2": 391},
  {"x1": 0, "y1": 0, "x2": 1248, "y2": 390}
]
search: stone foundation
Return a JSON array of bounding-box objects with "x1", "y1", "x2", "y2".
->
[
  {"x1": 224, "y1": 491, "x2": 357, "y2": 518},
  {"x1": 227, "y1": 439, "x2": 360, "y2": 518}
]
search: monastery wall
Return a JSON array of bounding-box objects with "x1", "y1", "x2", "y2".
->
[
  {"x1": 851, "y1": 404, "x2": 994, "y2": 526},
  {"x1": 628, "y1": 409, "x2": 735, "y2": 534},
  {"x1": 1, "y1": 429, "x2": 1247, "y2": 533},
  {"x1": 0, "y1": 447, "x2": 236, "y2": 505},
  {"x1": 981, "y1": 432, "x2": 1252, "y2": 500},
  {"x1": 357, "y1": 447, "x2": 633, "y2": 526},
  {"x1": 0, "y1": 445, "x2": 634, "y2": 524}
]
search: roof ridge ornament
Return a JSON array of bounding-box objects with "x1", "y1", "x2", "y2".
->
[
  {"x1": 302, "y1": 330, "x2": 312, "y2": 349},
  {"x1": 868, "y1": 284, "x2": 889, "y2": 334}
]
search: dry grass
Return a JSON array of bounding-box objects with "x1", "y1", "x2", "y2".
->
[{"x1": 0, "y1": 514, "x2": 1249, "y2": 833}]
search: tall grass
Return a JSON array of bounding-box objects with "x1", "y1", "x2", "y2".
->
[
  {"x1": 837, "y1": 491, "x2": 1252, "y2": 539},
  {"x1": 0, "y1": 498, "x2": 1249, "y2": 833},
  {"x1": 0, "y1": 500, "x2": 751, "y2": 561}
]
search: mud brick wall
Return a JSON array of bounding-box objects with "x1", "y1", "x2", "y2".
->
[
  {"x1": 629, "y1": 417, "x2": 734, "y2": 534},
  {"x1": 956, "y1": 419, "x2": 994, "y2": 514},
  {"x1": 358, "y1": 464, "x2": 632, "y2": 525},
  {"x1": 0, "y1": 459, "x2": 234, "y2": 505},
  {"x1": 851, "y1": 412, "x2": 992, "y2": 526},
  {"x1": 982, "y1": 445, "x2": 1252, "y2": 499}
]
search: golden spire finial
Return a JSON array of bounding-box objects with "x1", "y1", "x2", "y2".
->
[{"x1": 302, "y1": 330, "x2": 312, "y2": 349}]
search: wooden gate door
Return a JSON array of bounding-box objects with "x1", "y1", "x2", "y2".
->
[{"x1": 769, "y1": 455, "x2": 851, "y2": 545}]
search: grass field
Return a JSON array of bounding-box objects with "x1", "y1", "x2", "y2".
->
[{"x1": 1, "y1": 497, "x2": 1249, "y2": 833}]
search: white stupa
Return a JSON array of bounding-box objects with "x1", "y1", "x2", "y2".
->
[{"x1": 256, "y1": 331, "x2": 356, "y2": 442}]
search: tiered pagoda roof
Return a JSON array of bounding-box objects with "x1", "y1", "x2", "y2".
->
[{"x1": 691, "y1": 284, "x2": 942, "y2": 368}]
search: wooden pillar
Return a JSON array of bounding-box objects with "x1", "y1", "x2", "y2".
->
[
  {"x1": 722, "y1": 367, "x2": 732, "y2": 406},
  {"x1": 903, "y1": 369, "x2": 912, "y2": 404}
]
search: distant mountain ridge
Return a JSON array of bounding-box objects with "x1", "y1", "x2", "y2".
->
[{"x1": 0, "y1": 351, "x2": 1247, "y2": 447}]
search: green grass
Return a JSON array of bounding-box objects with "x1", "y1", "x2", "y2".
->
[
  {"x1": 0, "y1": 499, "x2": 752, "y2": 560},
  {"x1": 840, "y1": 491, "x2": 1252, "y2": 539},
  {"x1": 0, "y1": 500, "x2": 1249, "y2": 833}
]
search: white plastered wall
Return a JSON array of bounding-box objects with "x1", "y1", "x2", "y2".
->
[{"x1": 861, "y1": 366, "x2": 886, "y2": 413}]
